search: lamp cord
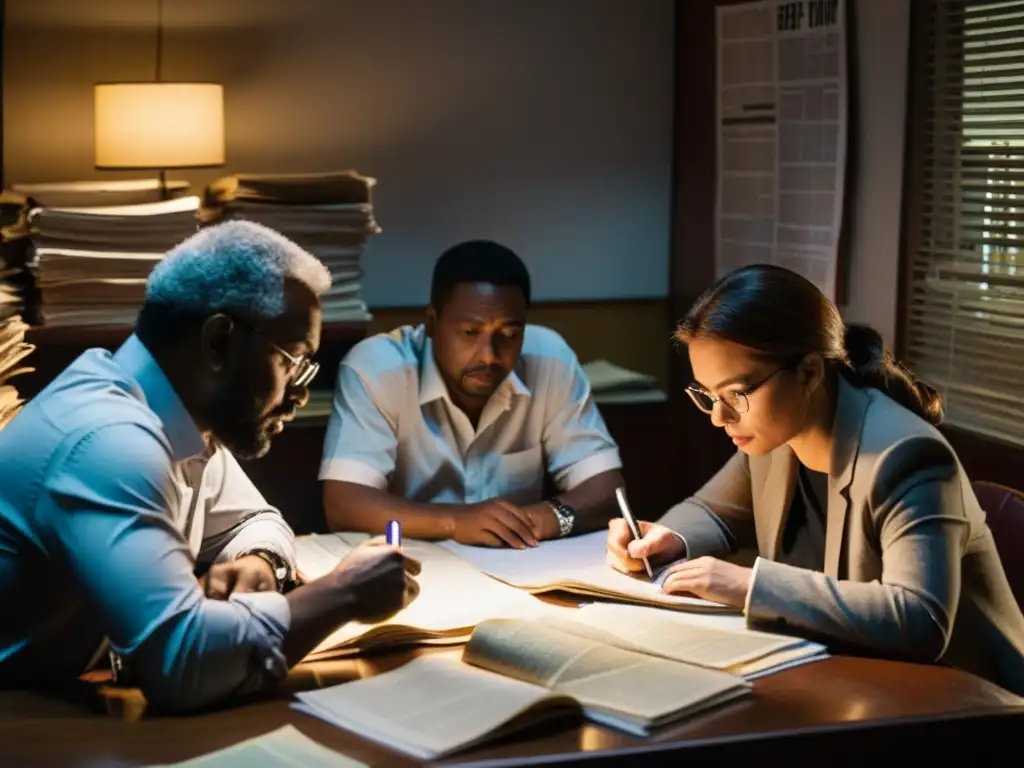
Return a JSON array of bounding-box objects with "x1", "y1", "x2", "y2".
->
[
  {"x1": 155, "y1": 0, "x2": 163, "y2": 82},
  {"x1": 156, "y1": 0, "x2": 167, "y2": 198}
]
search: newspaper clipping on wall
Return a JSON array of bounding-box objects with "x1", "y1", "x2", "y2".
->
[{"x1": 715, "y1": 0, "x2": 848, "y2": 301}]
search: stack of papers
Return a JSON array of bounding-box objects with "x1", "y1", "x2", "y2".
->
[
  {"x1": 12, "y1": 179, "x2": 191, "y2": 209},
  {"x1": 0, "y1": 189, "x2": 35, "y2": 323},
  {"x1": 0, "y1": 315, "x2": 33, "y2": 430},
  {"x1": 27, "y1": 194, "x2": 200, "y2": 328},
  {"x1": 201, "y1": 172, "x2": 379, "y2": 325},
  {"x1": 295, "y1": 533, "x2": 557, "y2": 659},
  {"x1": 558, "y1": 602, "x2": 828, "y2": 680},
  {"x1": 582, "y1": 359, "x2": 666, "y2": 404}
]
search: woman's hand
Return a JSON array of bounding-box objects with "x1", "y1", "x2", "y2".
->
[
  {"x1": 606, "y1": 519, "x2": 685, "y2": 573},
  {"x1": 660, "y1": 556, "x2": 753, "y2": 608}
]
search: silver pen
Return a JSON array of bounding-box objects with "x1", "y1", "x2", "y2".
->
[{"x1": 615, "y1": 487, "x2": 654, "y2": 579}]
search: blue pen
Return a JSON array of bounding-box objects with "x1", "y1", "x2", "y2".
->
[{"x1": 386, "y1": 519, "x2": 402, "y2": 548}]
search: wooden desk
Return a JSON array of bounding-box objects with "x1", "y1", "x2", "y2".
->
[{"x1": 0, "y1": 650, "x2": 1020, "y2": 766}]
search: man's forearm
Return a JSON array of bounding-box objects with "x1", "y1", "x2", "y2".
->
[
  {"x1": 551, "y1": 469, "x2": 624, "y2": 535},
  {"x1": 323, "y1": 481, "x2": 464, "y2": 539},
  {"x1": 282, "y1": 570, "x2": 360, "y2": 665}
]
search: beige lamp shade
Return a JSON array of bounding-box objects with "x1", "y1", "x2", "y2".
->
[{"x1": 94, "y1": 82, "x2": 225, "y2": 169}]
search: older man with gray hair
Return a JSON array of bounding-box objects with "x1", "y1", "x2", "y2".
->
[{"x1": 0, "y1": 220, "x2": 420, "y2": 711}]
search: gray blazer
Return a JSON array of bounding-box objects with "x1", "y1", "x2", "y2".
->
[{"x1": 661, "y1": 374, "x2": 1024, "y2": 695}]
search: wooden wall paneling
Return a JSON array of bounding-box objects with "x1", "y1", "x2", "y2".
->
[{"x1": 668, "y1": 0, "x2": 737, "y2": 504}]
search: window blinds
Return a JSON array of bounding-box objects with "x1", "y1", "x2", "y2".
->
[{"x1": 904, "y1": 0, "x2": 1024, "y2": 445}]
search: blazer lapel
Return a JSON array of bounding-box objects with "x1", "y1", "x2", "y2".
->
[
  {"x1": 824, "y1": 375, "x2": 870, "y2": 577},
  {"x1": 760, "y1": 446, "x2": 799, "y2": 559}
]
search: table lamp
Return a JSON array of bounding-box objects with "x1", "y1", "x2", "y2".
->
[
  {"x1": 93, "y1": 0, "x2": 225, "y2": 199},
  {"x1": 94, "y1": 82, "x2": 225, "y2": 199}
]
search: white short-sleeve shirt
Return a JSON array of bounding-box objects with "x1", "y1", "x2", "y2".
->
[{"x1": 319, "y1": 324, "x2": 621, "y2": 505}]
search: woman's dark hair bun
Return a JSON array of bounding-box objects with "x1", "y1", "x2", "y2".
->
[{"x1": 843, "y1": 322, "x2": 944, "y2": 426}]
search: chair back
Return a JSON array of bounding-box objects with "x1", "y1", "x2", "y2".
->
[{"x1": 973, "y1": 480, "x2": 1024, "y2": 612}]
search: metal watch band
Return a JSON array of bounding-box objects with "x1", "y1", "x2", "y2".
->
[
  {"x1": 238, "y1": 548, "x2": 291, "y2": 593},
  {"x1": 545, "y1": 500, "x2": 576, "y2": 538}
]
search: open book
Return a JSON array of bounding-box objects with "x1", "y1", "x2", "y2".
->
[
  {"x1": 439, "y1": 530, "x2": 737, "y2": 613},
  {"x1": 294, "y1": 533, "x2": 558, "y2": 659},
  {"x1": 294, "y1": 619, "x2": 752, "y2": 760}
]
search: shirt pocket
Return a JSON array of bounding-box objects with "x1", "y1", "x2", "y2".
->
[{"x1": 494, "y1": 446, "x2": 545, "y2": 505}]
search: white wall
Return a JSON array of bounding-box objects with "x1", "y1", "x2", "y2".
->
[
  {"x1": 840, "y1": 0, "x2": 911, "y2": 347},
  {"x1": 2, "y1": 0, "x2": 675, "y2": 307}
]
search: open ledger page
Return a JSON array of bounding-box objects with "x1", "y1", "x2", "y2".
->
[
  {"x1": 464, "y1": 619, "x2": 752, "y2": 734},
  {"x1": 148, "y1": 725, "x2": 365, "y2": 767},
  {"x1": 550, "y1": 603, "x2": 829, "y2": 679},
  {"x1": 294, "y1": 534, "x2": 557, "y2": 656},
  {"x1": 439, "y1": 531, "x2": 736, "y2": 613},
  {"x1": 293, "y1": 654, "x2": 573, "y2": 761}
]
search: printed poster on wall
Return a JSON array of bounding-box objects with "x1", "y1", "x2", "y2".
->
[{"x1": 715, "y1": 0, "x2": 848, "y2": 301}]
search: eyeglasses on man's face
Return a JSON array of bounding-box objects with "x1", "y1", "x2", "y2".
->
[
  {"x1": 686, "y1": 364, "x2": 788, "y2": 415},
  {"x1": 266, "y1": 341, "x2": 319, "y2": 388},
  {"x1": 231, "y1": 317, "x2": 319, "y2": 388}
]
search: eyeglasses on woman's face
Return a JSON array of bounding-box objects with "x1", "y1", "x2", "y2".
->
[{"x1": 686, "y1": 364, "x2": 789, "y2": 415}]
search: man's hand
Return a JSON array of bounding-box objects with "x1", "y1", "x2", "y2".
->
[
  {"x1": 605, "y1": 518, "x2": 685, "y2": 574},
  {"x1": 334, "y1": 540, "x2": 422, "y2": 624},
  {"x1": 660, "y1": 556, "x2": 752, "y2": 608},
  {"x1": 524, "y1": 502, "x2": 561, "y2": 541},
  {"x1": 452, "y1": 500, "x2": 540, "y2": 549},
  {"x1": 205, "y1": 555, "x2": 277, "y2": 599}
]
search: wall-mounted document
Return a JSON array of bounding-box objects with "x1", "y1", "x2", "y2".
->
[
  {"x1": 294, "y1": 619, "x2": 752, "y2": 760},
  {"x1": 716, "y1": 0, "x2": 849, "y2": 301},
  {"x1": 440, "y1": 531, "x2": 737, "y2": 613},
  {"x1": 294, "y1": 533, "x2": 558, "y2": 659}
]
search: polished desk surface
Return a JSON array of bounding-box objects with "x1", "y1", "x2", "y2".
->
[{"x1": 1, "y1": 644, "x2": 1022, "y2": 767}]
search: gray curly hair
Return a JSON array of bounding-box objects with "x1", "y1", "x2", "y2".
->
[{"x1": 145, "y1": 219, "x2": 332, "y2": 319}]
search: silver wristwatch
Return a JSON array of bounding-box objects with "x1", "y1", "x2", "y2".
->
[
  {"x1": 238, "y1": 548, "x2": 292, "y2": 592},
  {"x1": 545, "y1": 500, "x2": 576, "y2": 538}
]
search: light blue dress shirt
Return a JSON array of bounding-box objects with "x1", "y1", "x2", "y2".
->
[
  {"x1": 320, "y1": 324, "x2": 622, "y2": 505},
  {"x1": 0, "y1": 335, "x2": 294, "y2": 710}
]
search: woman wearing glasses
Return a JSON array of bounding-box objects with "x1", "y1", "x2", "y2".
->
[{"x1": 607, "y1": 264, "x2": 1024, "y2": 694}]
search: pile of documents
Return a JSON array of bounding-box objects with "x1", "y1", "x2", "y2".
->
[
  {"x1": 0, "y1": 315, "x2": 33, "y2": 430},
  {"x1": 0, "y1": 190, "x2": 36, "y2": 323},
  {"x1": 291, "y1": 529, "x2": 829, "y2": 759},
  {"x1": 19, "y1": 181, "x2": 199, "y2": 329},
  {"x1": 582, "y1": 359, "x2": 666, "y2": 404},
  {"x1": 201, "y1": 172, "x2": 378, "y2": 325},
  {"x1": 294, "y1": 617, "x2": 757, "y2": 760}
]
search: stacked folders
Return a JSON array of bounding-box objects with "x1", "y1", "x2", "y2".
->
[
  {"x1": 20, "y1": 180, "x2": 198, "y2": 328},
  {"x1": 201, "y1": 172, "x2": 379, "y2": 324}
]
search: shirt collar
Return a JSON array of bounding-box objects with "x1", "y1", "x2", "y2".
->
[
  {"x1": 113, "y1": 334, "x2": 207, "y2": 461},
  {"x1": 416, "y1": 328, "x2": 531, "y2": 408}
]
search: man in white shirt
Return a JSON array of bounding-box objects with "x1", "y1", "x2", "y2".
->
[
  {"x1": 0, "y1": 221, "x2": 419, "y2": 711},
  {"x1": 321, "y1": 240, "x2": 625, "y2": 548}
]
